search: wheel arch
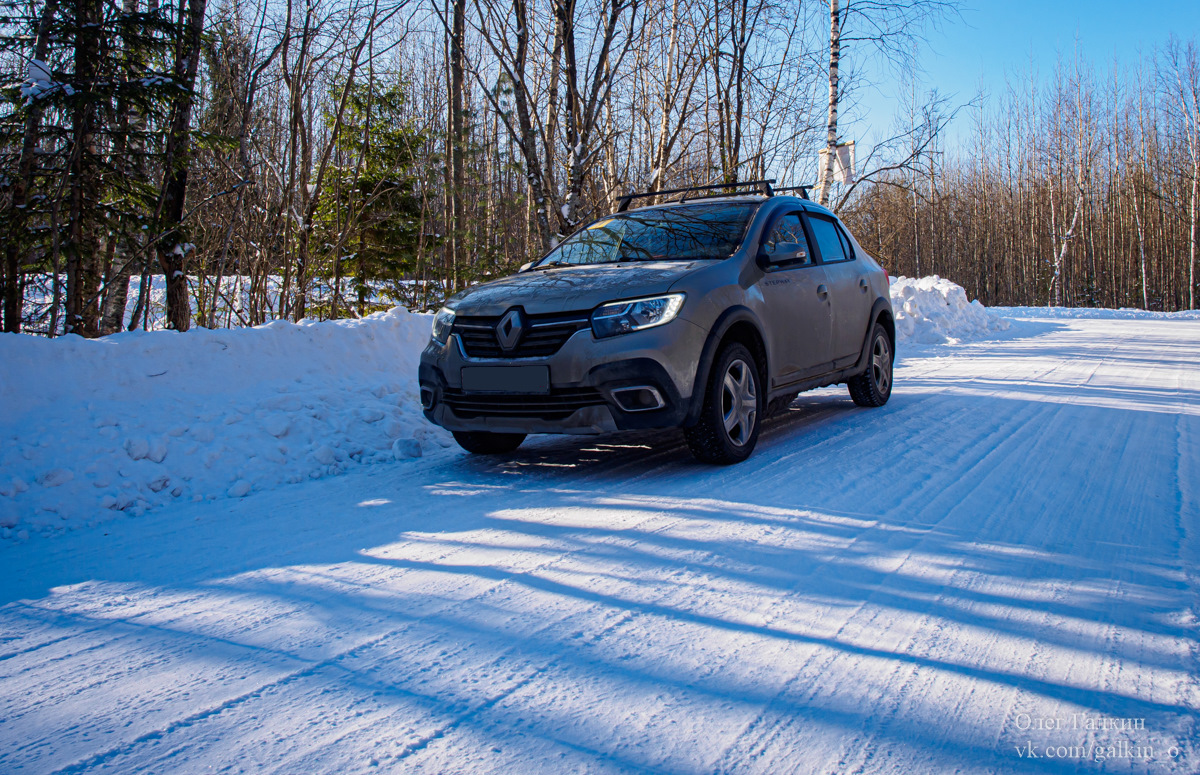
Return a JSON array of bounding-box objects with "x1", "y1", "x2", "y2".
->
[
  {"x1": 875, "y1": 305, "x2": 895, "y2": 348},
  {"x1": 853, "y1": 298, "x2": 896, "y2": 374},
  {"x1": 685, "y1": 306, "x2": 768, "y2": 427}
]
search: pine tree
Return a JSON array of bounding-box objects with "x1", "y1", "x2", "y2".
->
[
  {"x1": 316, "y1": 79, "x2": 427, "y2": 318},
  {"x1": 0, "y1": 0, "x2": 183, "y2": 335}
]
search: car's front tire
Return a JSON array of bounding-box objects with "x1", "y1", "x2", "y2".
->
[
  {"x1": 684, "y1": 342, "x2": 762, "y2": 465},
  {"x1": 847, "y1": 323, "x2": 893, "y2": 407},
  {"x1": 452, "y1": 431, "x2": 526, "y2": 455}
]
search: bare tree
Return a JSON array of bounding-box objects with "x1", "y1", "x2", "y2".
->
[
  {"x1": 815, "y1": 0, "x2": 958, "y2": 207},
  {"x1": 155, "y1": 0, "x2": 209, "y2": 331},
  {"x1": 1166, "y1": 38, "x2": 1199, "y2": 309}
]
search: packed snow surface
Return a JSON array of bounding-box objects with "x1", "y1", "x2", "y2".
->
[
  {"x1": 1, "y1": 277, "x2": 1002, "y2": 537},
  {"x1": 0, "y1": 308, "x2": 448, "y2": 538},
  {"x1": 997, "y1": 305, "x2": 1200, "y2": 320},
  {"x1": 2, "y1": 310, "x2": 1197, "y2": 774}
]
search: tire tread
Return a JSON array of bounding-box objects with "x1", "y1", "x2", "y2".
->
[
  {"x1": 847, "y1": 323, "x2": 892, "y2": 407},
  {"x1": 684, "y1": 342, "x2": 761, "y2": 465}
]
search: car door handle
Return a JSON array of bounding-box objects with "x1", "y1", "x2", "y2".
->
[
  {"x1": 859, "y1": 278, "x2": 869, "y2": 292},
  {"x1": 816, "y1": 284, "x2": 829, "y2": 298}
]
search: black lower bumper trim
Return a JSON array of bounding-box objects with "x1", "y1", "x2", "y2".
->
[
  {"x1": 419, "y1": 357, "x2": 692, "y2": 432},
  {"x1": 441, "y1": 387, "x2": 606, "y2": 421}
]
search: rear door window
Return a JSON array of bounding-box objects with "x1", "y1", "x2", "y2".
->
[{"x1": 807, "y1": 213, "x2": 853, "y2": 264}]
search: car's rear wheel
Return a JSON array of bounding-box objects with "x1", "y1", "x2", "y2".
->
[
  {"x1": 684, "y1": 342, "x2": 762, "y2": 464},
  {"x1": 847, "y1": 323, "x2": 893, "y2": 407},
  {"x1": 452, "y1": 431, "x2": 526, "y2": 455}
]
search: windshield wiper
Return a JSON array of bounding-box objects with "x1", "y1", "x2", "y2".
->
[
  {"x1": 614, "y1": 252, "x2": 659, "y2": 263},
  {"x1": 533, "y1": 260, "x2": 574, "y2": 271}
]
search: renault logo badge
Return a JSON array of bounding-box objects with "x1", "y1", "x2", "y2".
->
[{"x1": 495, "y1": 308, "x2": 525, "y2": 351}]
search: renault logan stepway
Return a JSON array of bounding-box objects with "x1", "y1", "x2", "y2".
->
[{"x1": 419, "y1": 182, "x2": 895, "y2": 464}]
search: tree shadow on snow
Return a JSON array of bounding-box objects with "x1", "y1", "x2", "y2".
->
[{"x1": 2, "y1": 322, "x2": 1198, "y2": 773}]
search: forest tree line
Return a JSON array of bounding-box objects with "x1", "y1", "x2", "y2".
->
[
  {"x1": 844, "y1": 43, "x2": 1200, "y2": 311},
  {"x1": 0, "y1": 0, "x2": 1196, "y2": 337}
]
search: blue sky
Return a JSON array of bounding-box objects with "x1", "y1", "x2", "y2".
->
[{"x1": 847, "y1": 0, "x2": 1200, "y2": 152}]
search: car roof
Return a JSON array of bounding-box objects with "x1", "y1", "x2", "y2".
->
[
  {"x1": 623, "y1": 194, "x2": 833, "y2": 218},
  {"x1": 622, "y1": 194, "x2": 766, "y2": 211}
]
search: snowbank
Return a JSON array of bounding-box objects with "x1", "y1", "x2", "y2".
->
[
  {"x1": 22, "y1": 274, "x2": 440, "y2": 335},
  {"x1": 994, "y1": 305, "x2": 1200, "y2": 320},
  {"x1": 889, "y1": 275, "x2": 1010, "y2": 344},
  {"x1": 0, "y1": 308, "x2": 448, "y2": 539},
  {"x1": 2, "y1": 277, "x2": 1012, "y2": 540}
]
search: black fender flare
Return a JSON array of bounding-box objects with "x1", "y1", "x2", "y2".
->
[
  {"x1": 685, "y1": 306, "x2": 768, "y2": 426},
  {"x1": 853, "y1": 298, "x2": 895, "y2": 373}
]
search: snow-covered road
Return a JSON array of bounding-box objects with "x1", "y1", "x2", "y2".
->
[{"x1": 2, "y1": 315, "x2": 1198, "y2": 773}]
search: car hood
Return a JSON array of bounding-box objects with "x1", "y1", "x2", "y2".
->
[{"x1": 446, "y1": 261, "x2": 710, "y2": 316}]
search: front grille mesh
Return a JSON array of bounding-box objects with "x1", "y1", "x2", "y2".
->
[
  {"x1": 453, "y1": 311, "x2": 590, "y2": 358},
  {"x1": 442, "y1": 388, "x2": 606, "y2": 420}
]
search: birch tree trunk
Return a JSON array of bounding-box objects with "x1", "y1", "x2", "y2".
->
[
  {"x1": 1050, "y1": 184, "x2": 1083, "y2": 308},
  {"x1": 1190, "y1": 166, "x2": 1197, "y2": 309},
  {"x1": 471, "y1": 0, "x2": 554, "y2": 250},
  {"x1": 1132, "y1": 178, "x2": 1149, "y2": 310},
  {"x1": 816, "y1": 0, "x2": 839, "y2": 207},
  {"x1": 559, "y1": 0, "x2": 633, "y2": 231},
  {"x1": 1170, "y1": 41, "x2": 1200, "y2": 308},
  {"x1": 446, "y1": 0, "x2": 466, "y2": 292},
  {"x1": 1184, "y1": 62, "x2": 1199, "y2": 309},
  {"x1": 1132, "y1": 84, "x2": 1150, "y2": 309}
]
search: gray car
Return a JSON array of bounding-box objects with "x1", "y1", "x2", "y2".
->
[{"x1": 418, "y1": 182, "x2": 895, "y2": 464}]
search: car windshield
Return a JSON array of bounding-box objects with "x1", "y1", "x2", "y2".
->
[{"x1": 535, "y1": 202, "x2": 758, "y2": 267}]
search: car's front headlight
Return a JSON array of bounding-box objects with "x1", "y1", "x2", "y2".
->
[
  {"x1": 431, "y1": 306, "x2": 456, "y2": 344},
  {"x1": 591, "y1": 294, "x2": 685, "y2": 339}
]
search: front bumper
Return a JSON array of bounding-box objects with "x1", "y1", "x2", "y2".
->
[{"x1": 418, "y1": 320, "x2": 706, "y2": 435}]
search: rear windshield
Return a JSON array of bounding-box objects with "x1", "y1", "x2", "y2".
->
[{"x1": 534, "y1": 202, "x2": 758, "y2": 266}]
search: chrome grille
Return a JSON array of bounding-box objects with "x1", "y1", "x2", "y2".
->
[{"x1": 453, "y1": 311, "x2": 590, "y2": 358}]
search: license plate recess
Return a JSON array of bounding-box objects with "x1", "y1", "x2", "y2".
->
[{"x1": 460, "y1": 365, "x2": 550, "y2": 394}]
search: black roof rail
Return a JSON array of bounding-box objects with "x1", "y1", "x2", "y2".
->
[
  {"x1": 773, "y1": 185, "x2": 813, "y2": 200},
  {"x1": 616, "y1": 179, "x2": 776, "y2": 212}
]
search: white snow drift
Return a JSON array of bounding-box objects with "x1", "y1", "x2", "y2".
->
[
  {"x1": 1, "y1": 277, "x2": 1005, "y2": 538},
  {"x1": 0, "y1": 308, "x2": 447, "y2": 539},
  {"x1": 889, "y1": 275, "x2": 1010, "y2": 344}
]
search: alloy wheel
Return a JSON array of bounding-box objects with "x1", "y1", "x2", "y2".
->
[
  {"x1": 872, "y1": 335, "x2": 892, "y2": 395},
  {"x1": 720, "y1": 358, "x2": 757, "y2": 446}
]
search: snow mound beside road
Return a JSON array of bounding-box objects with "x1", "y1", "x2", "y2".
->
[
  {"x1": 0, "y1": 308, "x2": 448, "y2": 539},
  {"x1": 2, "y1": 277, "x2": 1012, "y2": 540},
  {"x1": 889, "y1": 275, "x2": 1010, "y2": 344}
]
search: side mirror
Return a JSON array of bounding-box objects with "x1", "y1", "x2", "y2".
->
[
  {"x1": 518, "y1": 261, "x2": 534, "y2": 273},
  {"x1": 757, "y1": 242, "x2": 809, "y2": 268}
]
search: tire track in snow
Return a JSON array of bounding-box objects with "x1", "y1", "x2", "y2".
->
[
  {"x1": 713, "y1": 322, "x2": 1197, "y2": 773},
  {"x1": 839, "y1": 330, "x2": 1131, "y2": 773},
  {"x1": 854, "y1": 328, "x2": 1190, "y2": 775},
  {"x1": 709, "y1": 393, "x2": 1054, "y2": 772},
  {"x1": 1172, "y1": 351, "x2": 1200, "y2": 774},
  {"x1": 815, "y1": 400, "x2": 1071, "y2": 774},
  {"x1": 45, "y1": 503, "x2": 706, "y2": 773},
  {"x1": 7, "y1": 318, "x2": 1200, "y2": 774},
  {"x1": 5, "y1": 526, "x2": 552, "y2": 772}
]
